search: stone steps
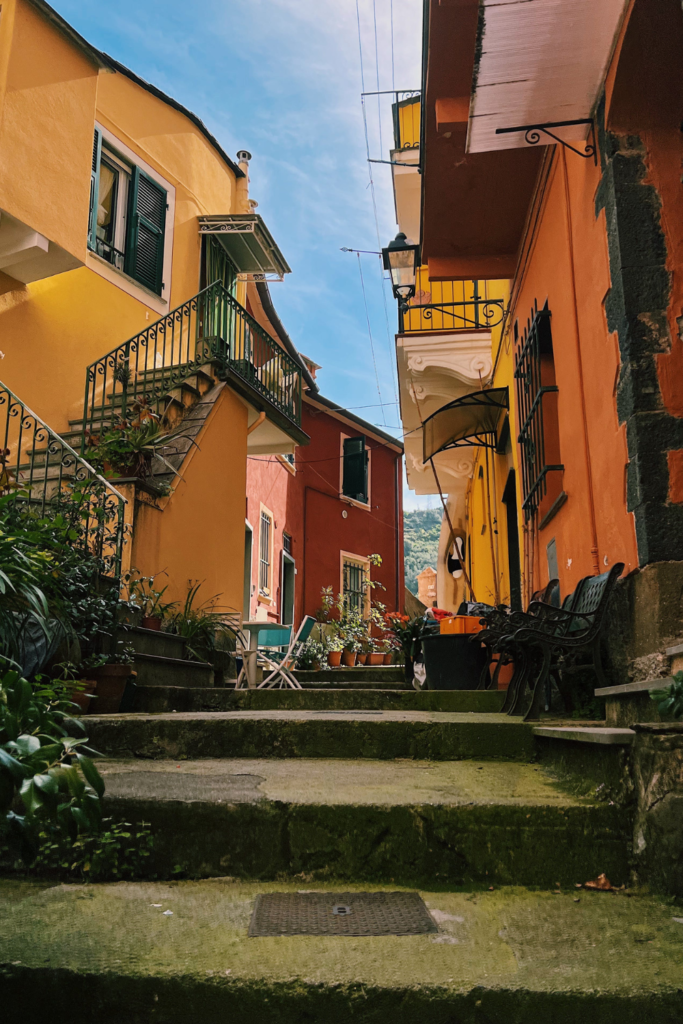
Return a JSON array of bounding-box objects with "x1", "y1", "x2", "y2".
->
[
  {"x1": 97, "y1": 756, "x2": 630, "y2": 885},
  {"x1": 84, "y1": 710, "x2": 537, "y2": 761},
  {"x1": 130, "y1": 685, "x2": 506, "y2": 714},
  {"x1": 2, "y1": 878, "x2": 679, "y2": 1024},
  {"x1": 293, "y1": 666, "x2": 404, "y2": 684}
]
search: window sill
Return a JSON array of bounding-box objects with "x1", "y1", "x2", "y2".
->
[
  {"x1": 86, "y1": 250, "x2": 168, "y2": 314},
  {"x1": 340, "y1": 494, "x2": 371, "y2": 511},
  {"x1": 277, "y1": 454, "x2": 297, "y2": 475},
  {"x1": 258, "y1": 593, "x2": 273, "y2": 605}
]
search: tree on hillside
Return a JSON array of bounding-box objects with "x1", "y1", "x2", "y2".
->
[{"x1": 404, "y1": 509, "x2": 442, "y2": 596}]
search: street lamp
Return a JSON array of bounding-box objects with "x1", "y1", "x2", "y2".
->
[{"x1": 382, "y1": 232, "x2": 420, "y2": 303}]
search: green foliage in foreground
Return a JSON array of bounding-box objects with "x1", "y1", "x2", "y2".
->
[
  {"x1": 404, "y1": 508, "x2": 442, "y2": 597},
  {"x1": 650, "y1": 672, "x2": 683, "y2": 719},
  {"x1": 31, "y1": 819, "x2": 154, "y2": 882}
]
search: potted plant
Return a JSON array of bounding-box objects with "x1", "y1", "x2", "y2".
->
[
  {"x1": 325, "y1": 635, "x2": 344, "y2": 668},
  {"x1": 367, "y1": 640, "x2": 385, "y2": 667},
  {"x1": 51, "y1": 661, "x2": 98, "y2": 715},
  {"x1": 383, "y1": 612, "x2": 425, "y2": 688},
  {"x1": 125, "y1": 572, "x2": 177, "y2": 631},
  {"x1": 296, "y1": 638, "x2": 325, "y2": 672},
  {"x1": 87, "y1": 643, "x2": 136, "y2": 713}
]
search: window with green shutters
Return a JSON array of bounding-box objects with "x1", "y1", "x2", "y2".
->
[
  {"x1": 125, "y1": 167, "x2": 167, "y2": 295},
  {"x1": 88, "y1": 128, "x2": 168, "y2": 296},
  {"x1": 342, "y1": 436, "x2": 369, "y2": 504}
]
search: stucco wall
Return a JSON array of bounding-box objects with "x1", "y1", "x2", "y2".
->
[{"x1": 130, "y1": 386, "x2": 248, "y2": 614}]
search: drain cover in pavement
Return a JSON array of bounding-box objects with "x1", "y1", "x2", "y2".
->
[{"x1": 248, "y1": 891, "x2": 437, "y2": 937}]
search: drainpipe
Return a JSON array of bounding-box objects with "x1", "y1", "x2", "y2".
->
[
  {"x1": 562, "y1": 149, "x2": 600, "y2": 576},
  {"x1": 247, "y1": 411, "x2": 266, "y2": 435}
]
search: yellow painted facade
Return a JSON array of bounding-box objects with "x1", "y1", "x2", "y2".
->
[{"x1": 0, "y1": 0, "x2": 288, "y2": 613}]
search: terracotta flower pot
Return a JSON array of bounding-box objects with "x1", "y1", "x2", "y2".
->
[
  {"x1": 368, "y1": 653, "x2": 384, "y2": 666},
  {"x1": 341, "y1": 650, "x2": 357, "y2": 667},
  {"x1": 141, "y1": 616, "x2": 162, "y2": 631},
  {"x1": 357, "y1": 653, "x2": 367, "y2": 665},
  {"x1": 383, "y1": 653, "x2": 393, "y2": 665},
  {"x1": 90, "y1": 664, "x2": 135, "y2": 713},
  {"x1": 68, "y1": 679, "x2": 97, "y2": 715},
  {"x1": 327, "y1": 651, "x2": 342, "y2": 668}
]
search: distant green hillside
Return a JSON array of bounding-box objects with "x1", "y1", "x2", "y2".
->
[{"x1": 404, "y1": 508, "x2": 442, "y2": 596}]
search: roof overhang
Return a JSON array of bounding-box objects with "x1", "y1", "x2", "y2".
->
[
  {"x1": 468, "y1": 0, "x2": 631, "y2": 154},
  {"x1": 421, "y1": 0, "x2": 544, "y2": 279},
  {"x1": 198, "y1": 214, "x2": 291, "y2": 282}
]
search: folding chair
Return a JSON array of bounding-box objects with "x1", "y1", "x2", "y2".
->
[
  {"x1": 258, "y1": 616, "x2": 317, "y2": 689},
  {"x1": 235, "y1": 625, "x2": 292, "y2": 689}
]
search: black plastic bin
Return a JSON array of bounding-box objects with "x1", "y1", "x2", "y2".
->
[{"x1": 421, "y1": 633, "x2": 487, "y2": 690}]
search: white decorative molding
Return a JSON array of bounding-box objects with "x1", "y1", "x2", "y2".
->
[{"x1": 398, "y1": 332, "x2": 493, "y2": 385}]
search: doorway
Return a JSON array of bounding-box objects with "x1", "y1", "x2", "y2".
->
[
  {"x1": 281, "y1": 551, "x2": 295, "y2": 625},
  {"x1": 243, "y1": 521, "x2": 253, "y2": 620},
  {"x1": 502, "y1": 470, "x2": 522, "y2": 611}
]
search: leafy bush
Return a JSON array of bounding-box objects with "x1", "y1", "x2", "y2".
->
[
  {"x1": 31, "y1": 818, "x2": 154, "y2": 882},
  {"x1": 0, "y1": 489, "x2": 119, "y2": 672},
  {"x1": 0, "y1": 667, "x2": 104, "y2": 863},
  {"x1": 650, "y1": 673, "x2": 683, "y2": 719},
  {"x1": 164, "y1": 582, "x2": 238, "y2": 661}
]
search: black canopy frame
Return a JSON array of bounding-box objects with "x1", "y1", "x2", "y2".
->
[{"x1": 422, "y1": 387, "x2": 509, "y2": 461}]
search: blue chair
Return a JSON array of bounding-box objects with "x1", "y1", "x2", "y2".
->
[{"x1": 258, "y1": 616, "x2": 317, "y2": 689}]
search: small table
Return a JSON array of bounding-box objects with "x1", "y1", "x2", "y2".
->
[{"x1": 239, "y1": 621, "x2": 287, "y2": 689}]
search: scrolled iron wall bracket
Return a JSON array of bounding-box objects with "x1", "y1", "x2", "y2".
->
[
  {"x1": 399, "y1": 298, "x2": 507, "y2": 331},
  {"x1": 495, "y1": 118, "x2": 597, "y2": 165}
]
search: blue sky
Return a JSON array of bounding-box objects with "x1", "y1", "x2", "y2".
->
[{"x1": 51, "y1": 0, "x2": 438, "y2": 510}]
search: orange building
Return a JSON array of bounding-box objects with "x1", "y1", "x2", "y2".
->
[{"x1": 419, "y1": 0, "x2": 683, "y2": 677}]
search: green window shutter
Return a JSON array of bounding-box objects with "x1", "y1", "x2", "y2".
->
[
  {"x1": 88, "y1": 128, "x2": 102, "y2": 251},
  {"x1": 343, "y1": 437, "x2": 368, "y2": 503},
  {"x1": 125, "y1": 166, "x2": 167, "y2": 294}
]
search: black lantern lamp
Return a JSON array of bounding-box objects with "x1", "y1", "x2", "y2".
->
[
  {"x1": 382, "y1": 232, "x2": 507, "y2": 330},
  {"x1": 382, "y1": 232, "x2": 420, "y2": 304}
]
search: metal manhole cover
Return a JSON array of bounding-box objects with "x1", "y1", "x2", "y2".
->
[{"x1": 248, "y1": 891, "x2": 438, "y2": 937}]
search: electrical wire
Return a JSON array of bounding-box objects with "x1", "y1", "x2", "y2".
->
[
  {"x1": 390, "y1": 0, "x2": 395, "y2": 92},
  {"x1": 357, "y1": 253, "x2": 386, "y2": 423},
  {"x1": 372, "y1": 0, "x2": 383, "y2": 157}
]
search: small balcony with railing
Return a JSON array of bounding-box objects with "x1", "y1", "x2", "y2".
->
[{"x1": 79, "y1": 281, "x2": 309, "y2": 466}]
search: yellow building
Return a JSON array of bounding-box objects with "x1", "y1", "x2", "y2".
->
[
  {"x1": 0, "y1": 0, "x2": 309, "y2": 613},
  {"x1": 389, "y1": 95, "x2": 522, "y2": 612}
]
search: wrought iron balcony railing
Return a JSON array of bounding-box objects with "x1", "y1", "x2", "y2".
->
[
  {"x1": 0, "y1": 381, "x2": 126, "y2": 576},
  {"x1": 82, "y1": 281, "x2": 302, "y2": 446}
]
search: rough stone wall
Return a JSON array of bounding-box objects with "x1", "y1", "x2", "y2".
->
[
  {"x1": 632, "y1": 724, "x2": 683, "y2": 895},
  {"x1": 595, "y1": 103, "x2": 683, "y2": 566}
]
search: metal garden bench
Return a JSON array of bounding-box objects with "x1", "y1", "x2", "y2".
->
[
  {"x1": 476, "y1": 578, "x2": 559, "y2": 693},
  {"x1": 497, "y1": 563, "x2": 624, "y2": 721}
]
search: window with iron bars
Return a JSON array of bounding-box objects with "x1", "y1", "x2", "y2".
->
[
  {"x1": 514, "y1": 306, "x2": 563, "y2": 521},
  {"x1": 343, "y1": 560, "x2": 367, "y2": 615},
  {"x1": 259, "y1": 511, "x2": 272, "y2": 596}
]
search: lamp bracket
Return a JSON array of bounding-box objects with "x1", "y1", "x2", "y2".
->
[
  {"x1": 399, "y1": 297, "x2": 506, "y2": 331},
  {"x1": 495, "y1": 119, "x2": 597, "y2": 165}
]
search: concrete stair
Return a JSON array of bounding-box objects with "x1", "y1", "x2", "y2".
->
[
  {"x1": 117, "y1": 626, "x2": 214, "y2": 689},
  {"x1": 84, "y1": 710, "x2": 537, "y2": 761},
  {"x1": 3, "y1": 879, "x2": 679, "y2": 1024},
  {"x1": 97, "y1": 756, "x2": 630, "y2": 885},
  {"x1": 130, "y1": 686, "x2": 506, "y2": 714}
]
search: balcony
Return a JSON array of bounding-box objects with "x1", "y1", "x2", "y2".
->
[{"x1": 82, "y1": 282, "x2": 308, "y2": 452}]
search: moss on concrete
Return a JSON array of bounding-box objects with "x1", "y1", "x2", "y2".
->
[
  {"x1": 94, "y1": 759, "x2": 630, "y2": 886},
  {"x1": 131, "y1": 687, "x2": 506, "y2": 715},
  {"x1": 1, "y1": 879, "x2": 681, "y2": 1023},
  {"x1": 85, "y1": 711, "x2": 535, "y2": 762}
]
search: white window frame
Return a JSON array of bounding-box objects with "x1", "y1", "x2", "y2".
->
[
  {"x1": 339, "y1": 432, "x2": 371, "y2": 510},
  {"x1": 340, "y1": 550, "x2": 371, "y2": 618},
  {"x1": 258, "y1": 503, "x2": 275, "y2": 604},
  {"x1": 86, "y1": 122, "x2": 175, "y2": 316}
]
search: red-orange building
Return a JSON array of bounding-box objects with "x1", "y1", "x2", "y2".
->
[
  {"x1": 419, "y1": 0, "x2": 683, "y2": 676},
  {"x1": 245, "y1": 365, "x2": 404, "y2": 627}
]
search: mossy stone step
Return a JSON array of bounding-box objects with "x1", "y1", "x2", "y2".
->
[
  {"x1": 130, "y1": 686, "x2": 506, "y2": 714},
  {"x1": 2, "y1": 879, "x2": 681, "y2": 1024},
  {"x1": 294, "y1": 666, "x2": 404, "y2": 684},
  {"x1": 84, "y1": 710, "x2": 536, "y2": 761},
  {"x1": 97, "y1": 757, "x2": 630, "y2": 885}
]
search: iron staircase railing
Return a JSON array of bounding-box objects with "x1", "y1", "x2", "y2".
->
[
  {"x1": 0, "y1": 381, "x2": 126, "y2": 576},
  {"x1": 82, "y1": 281, "x2": 302, "y2": 446}
]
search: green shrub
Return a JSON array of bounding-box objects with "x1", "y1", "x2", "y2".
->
[
  {"x1": 31, "y1": 819, "x2": 154, "y2": 882},
  {"x1": 650, "y1": 673, "x2": 683, "y2": 719}
]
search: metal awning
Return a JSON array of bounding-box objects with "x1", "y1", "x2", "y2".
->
[
  {"x1": 468, "y1": 0, "x2": 630, "y2": 154},
  {"x1": 198, "y1": 214, "x2": 291, "y2": 281},
  {"x1": 422, "y1": 387, "x2": 509, "y2": 461}
]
